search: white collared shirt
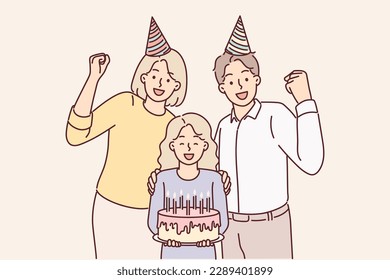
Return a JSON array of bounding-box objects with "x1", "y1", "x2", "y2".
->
[{"x1": 215, "y1": 99, "x2": 324, "y2": 214}]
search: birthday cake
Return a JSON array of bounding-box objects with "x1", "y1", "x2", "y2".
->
[{"x1": 157, "y1": 208, "x2": 221, "y2": 243}]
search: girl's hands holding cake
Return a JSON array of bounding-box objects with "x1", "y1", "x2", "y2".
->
[
  {"x1": 164, "y1": 239, "x2": 182, "y2": 247},
  {"x1": 196, "y1": 239, "x2": 212, "y2": 247}
]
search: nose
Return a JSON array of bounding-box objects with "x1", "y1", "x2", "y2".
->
[
  {"x1": 238, "y1": 79, "x2": 243, "y2": 90},
  {"x1": 159, "y1": 78, "x2": 162, "y2": 87},
  {"x1": 187, "y1": 143, "x2": 191, "y2": 151}
]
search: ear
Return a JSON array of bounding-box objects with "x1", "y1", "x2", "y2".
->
[
  {"x1": 203, "y1": 141, "x2": 209, "y2": 151},
  {"x1": 169, "y1": 141, "x2": 175, "y2": 151},
  {"x1": 140, "y1": 73, "x2": 147, "y2": 84},
  {"x1": 255, "y1": 75, "x2": 261, "y2": 86},
  {"x1": 218, "y1": 83, "x2": 225, "y2": 94},
  {"x1": 174, "y1": 80, "x2": 181, "y2": 91}
]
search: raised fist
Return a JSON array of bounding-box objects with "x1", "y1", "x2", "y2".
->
[
  {"x1": 284, "y1": 70, "x2": 312, "y2": 103},
  {"x1": 89, "y1": 53, "x2": 110, "y2": 81}
]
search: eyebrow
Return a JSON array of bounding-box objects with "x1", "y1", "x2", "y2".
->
[
  {"x1": 168, "y1": 72, "x2": 174, "y2": 76},
  {"x1": 178, "y1": 135, "x2": 185, "y2": 138},
  {"x1": 152, "y1": 69, "x2": 159, "y2": 72},
  {"x1": 193, "y1": 135, "x2": 200, "y2": 138},
  {"x1": 241, "y1": 70, "x2": 250, "y2": 73},
  {"x1": 224, "y1": 73, "x2": 233, "y2": 77}
]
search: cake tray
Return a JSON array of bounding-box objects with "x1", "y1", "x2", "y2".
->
[{"x1": 153, "y1": 234, "x2": 224, "y2": 246}]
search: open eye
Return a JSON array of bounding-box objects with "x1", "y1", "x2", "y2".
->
[
  {"x1": 152, "y1": 75, "x2": 156, "y2": 79},
  {"x1": 245, "y1": 78, "x2": 249, "y2": 82},
  {"x1": 229, "y1": 81, "x2": 233, "y2": 85},
  {"x1": 167, "y1": 79, "x2": 170, "y2": 83}
]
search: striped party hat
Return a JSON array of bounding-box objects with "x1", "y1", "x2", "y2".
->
[
  {"x1": 145, "y1": 17, "x2": 171, "y2": 56},
  {"x1": 225, "y1": 16, "x2": 251, "y2": 55}
]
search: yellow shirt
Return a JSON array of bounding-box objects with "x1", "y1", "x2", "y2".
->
[{"x1": 66, "y1": 92, "x2": 174, "y2": 208}]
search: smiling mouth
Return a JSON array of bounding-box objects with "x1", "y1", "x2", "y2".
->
[
  {"x1": 153, "y1": 88, "x2": 165, "y2": 96},
  {"x1": 184, "y1": 153, "x2": 194, "y2": 160},
  {"x1": 236, "y1": 91, "x2": 248, "y2": 100}
]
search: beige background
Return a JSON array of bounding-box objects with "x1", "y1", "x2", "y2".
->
[{"x1": 0, "y1": 0, "x2": 389, "y2": 259}]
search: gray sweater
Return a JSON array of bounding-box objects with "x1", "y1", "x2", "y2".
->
[{"x1": 148, "y1": 168, "x2": 228, "y2": 259}]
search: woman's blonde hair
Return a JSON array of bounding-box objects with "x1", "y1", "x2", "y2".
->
[
  {"x1": 131, "y1": 49, "x2": 187, "y2": 107},
  {"x1": 158, "y1": 113, "x2": 219, "y2": 170}
]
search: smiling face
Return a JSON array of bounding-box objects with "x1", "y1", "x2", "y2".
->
[
  {"x1": 169, "y1": 125, "x2": 209, "y2": 166},
  {"x1": 141, "y1": 60, "x2": 181, "y2": 103},
  {"x1": 218, "y1": 60, "x2": 260, "y2": 107}
]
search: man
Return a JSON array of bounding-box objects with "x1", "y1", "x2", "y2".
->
[{"x1": 213, "y1": 16, "x2": 324, "y2": 259}]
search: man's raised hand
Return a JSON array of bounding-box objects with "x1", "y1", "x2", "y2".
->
[{"x1": 284, "y1": 70, "x2": 312, "y2": 104}]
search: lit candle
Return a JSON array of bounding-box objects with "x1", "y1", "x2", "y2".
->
[
  {"x1": 206, "y1": 191, "x2": 210, "y2": 212},
  {"x1": 180, "y1": 190, "x2": 183, "y2": 210},
  {"x1": 173, "y1": 192, "x2": 177, "y2": 214},
  {"x1": 200, "y1": 192, "x2": 204, "y2": 214},
  {"x1": 193, "y1": 190, "x2": 197, "y2": 209},
  {"x1": 186, "y1": 193, "x2": 190, "y2": 215},
  {"x1": 165, "y1": 191, "x2": 170, "y2": 212}
]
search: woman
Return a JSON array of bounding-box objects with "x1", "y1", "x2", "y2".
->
[
  {"x1": 66, "y1": 17, "x2": 187, "y2": 259},
  {"x1": 148, "y1": 113, "x2": 228, "y2": 259}
]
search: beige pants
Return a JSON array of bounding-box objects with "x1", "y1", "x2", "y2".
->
[
  {"x1": 222, "y1": 204, "x2": 293, "y2": 259},
  {"x1": 92, "y1": 192, "x2": 160, "y2": 259}
]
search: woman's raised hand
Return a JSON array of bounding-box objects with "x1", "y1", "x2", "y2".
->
[
  {"x1": 89, "y1": 53, "x2": 110, "y2": 81},
  {"x1": 73, "y1": 53, "x2": 110, "y2": 117}
]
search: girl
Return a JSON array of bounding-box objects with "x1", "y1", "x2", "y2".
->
[
  {"x1": 148, "y1": 113, "x2": 228, "y2": 259},
  {"x1": 66, "y1": 18, "x2": 187, "y2": 259}
]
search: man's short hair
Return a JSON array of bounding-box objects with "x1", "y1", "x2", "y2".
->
[{"x1": 213, "y1": 52, "x2": 260, "y2": 84}]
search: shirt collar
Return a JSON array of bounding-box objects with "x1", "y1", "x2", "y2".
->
[{"x1": 230, "y1": 99, "x2": 262, "y2": 123}]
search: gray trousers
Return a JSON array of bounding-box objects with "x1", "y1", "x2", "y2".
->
[{"x1": 222, "y1": 203, "x2": 293, "y2": 259}]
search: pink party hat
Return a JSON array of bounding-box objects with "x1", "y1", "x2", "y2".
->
[
  {"x1": 225, "y1": 16, "x2": 251, "y2": 55},
  {"x1": 145, "y1": 17, "x2": 171, "y2": 56}
]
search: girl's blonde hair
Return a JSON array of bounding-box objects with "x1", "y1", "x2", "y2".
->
[
  {"x1": 158, "y1": 113, "x2": 219, "y2": 170},
  {"x1": 131, "y1": 49, "x2": 187, "y2": 107}
]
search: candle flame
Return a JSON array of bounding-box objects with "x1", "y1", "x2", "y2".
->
[
  {"x1": 193, "y1": 190, "x2": 196, "y2": 195},
  {"x1": 186, "y1": 193, "x2": 190, "y2": 200},
  {"x1": 173, "y1": 192, "x2": 176, "y2": 198},
  {"x1": 180, "y1": 190, "x2": 183, "y2": 195},
  {"x1": 200, "y1": 192, "x2": 203, "y2": 198},
  {"x1": 207, "y1": 191, "x2": 210, "y2": 197},
  {"x1": 166, "y1": 191, "x2": 169, "y2": 197}
]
